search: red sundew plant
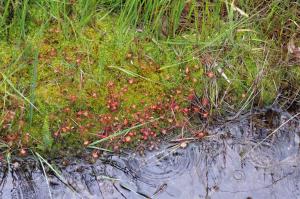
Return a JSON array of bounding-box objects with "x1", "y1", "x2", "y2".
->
[
  {"x1": 53, "y1": 130, "x2": 60, "y2": 138},
  {"x1": 168, "y1": 98, "x2": 179, "y2": 110},
  {"x1": 92, "y1": 150, "x2": 99, "y2": 159},
  {"x1": 97, "y1": 126, "x2": 113, "y2": 139},
  {"x1": 124, "y1": 136, "x2": 131, "y2": 143},
  {"x1": 182, "y1": 108, "x2": 190, "y2": 115},
  {"x1": 194, "y1": 131, "x2": 208, "y2": 139},
  {"x1": 121, "y1": 86, "x2": 128, "y2": 93},
  {"x1": 77, "y1": 110, "x2": 90, "y2": 118},
  {"x1": 201, "y1": 111, "x2": 209, "y2": 119},
  {"x1": 79, "y1": 125, "x2": 88, "y2": 135},
  {"x1": 201, "y1": 97, "x2": 210, "y2": 107},
  {"x1": 192, "y1": 107, "x2": 200, "y2": 113},
  {"x1": 69, "y1": 95, "x2": 77, "y2": 103},
  {"x1": 91, "y1": 92, "x2": 97, "y2": 98},
  {"x1": 206, "y1": 71, "x2": 215, "y2": 78},
  {"x1": 49, "y1": 27, "x2": 61, "y2": 34},
  {"x1": 147, "y1": 141, "x2": 158, "y2": 151},
  {"x1": 60, "y1": 121, "x2": 74, "y2": 133},
  {"x1": 98, "y1": 134, "x2": 108, "y2": 139},
  {"x1": 128, "y1": 78, "x2": 134, "y2": 84},
  {"x1": 128, "y1": 132, "x2": 135, "y2": 137},
  {"x1": 106, "y1": 88, "x2": 121, "y2": 111},
  {"x1": 19, "y1": 148, "x2": 27, "y2": 157},
  {"x1": 187, "y1": 93, "x2": 196, "y2": 101},
  {"x1": 99, "y1": 114, "x2": 113, "y2": 124},
  {"x1": 6, "y1": 110, "x2": 16, "y2": 121},
  {"x1": 133, "y1": 112, "x2": 140, "y2": 121},
  {"x1": 149, "y1": 131, "x2": 157, "y2": 137},
  {"x1": 150, "y1": 104, "x2": 158, "y2": 111},
  {"x1": 107, "y1": 81, "x2": 115, "y2": 88},
  {"x1": 140, "y1": 128, "x2": 148, "y2": 136},
  {"x1": 76, "y1": 57, "x2": 81, "y2": 65},
  {"x1": 76, "y1": 117, "x2": 83, "y2": 122},
  {"x1": 185, "y1": 66, "x2": 190, "y2": 74},
  {"x1": 123, "y1": 118, "x2": 129, "y2": 126},
  {"x1": 138, "y1": 118, "x2": 145, "y2": 123},
  {"x1": 140, "y1": 127, "x2": 157, "y2": 140},
  {"x1": 63, "y1": 107, "x2": 71, "y2": 113},
  {"x1": 107, "y1": 99, "x2": 119, "y2": 111},
  {"x1": 65, "y1": 56, "x2": 73, "y2": 63},
  {"x1": 49, "y1": 48, "x2": 57, "y2": 57},
  {"x1": 150, "y1": 121, "x2": 159, "y2": 129},
  {"x1": 2, "y1": 111, "x2": 17, "y2": 130}
]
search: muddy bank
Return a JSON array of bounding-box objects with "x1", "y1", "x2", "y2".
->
[{"x1": 1, "y1": 108, "x2": 299, "y2": 199}]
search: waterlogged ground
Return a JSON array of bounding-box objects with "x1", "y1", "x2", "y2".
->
[{"x1": 0, "y1": 108, "x2": 300, "y2": 199}]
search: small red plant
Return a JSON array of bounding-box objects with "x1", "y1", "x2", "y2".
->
[
  {"x1": 92, "y1": 150, "x2": 99, "y2": 159},
  {"x1": 194, "y1": 131, "x2": 208, "y2": 139},
  {"x1": 128, "y1": 79, "x2": 134, "y2": 84},
  {"x1": 185, "y1": 66, "x2": 190, "y2": 74},
  {"x1": 49, "y1": 48, "x2": 57, "y2": 57},
  {"x1": 202, "y1": 111, "x2": 209, "y2": 118},
  {"x1": 124, "y1": 136, "x2": 131, "y2": 143},
  {"x1": 206, "y1": 71, "x2": 214, "y2": 78},
  {"x1": 19, "y1": 148, "x2": 27, "y2": 156},
  {"x1": 202, "y1": 98, "x2": 210, "y2": 107},
  {"x1": 107, "y1": 81, "x2": 114, "y2": 88},
  {"x1": 128, "y1": 132, "x2": 134, "y2": 137},
  {"x1": 107, "y1": 99, "x2": 119, "y2": 111},
  {"x1": 76, "y1": 58, "x2": 81, "y2": 65},
  {"x1": 69, "y1": 95, "x2": 77, "y2": 103}
]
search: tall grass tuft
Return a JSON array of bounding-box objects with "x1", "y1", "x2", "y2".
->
[{"x1": 0, "y1": 0, "x2": 298, "y2": 40}]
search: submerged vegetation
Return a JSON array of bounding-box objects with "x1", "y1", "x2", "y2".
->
[{"x1": 0, "y1": 0, "x2": 299, "y2": 158}]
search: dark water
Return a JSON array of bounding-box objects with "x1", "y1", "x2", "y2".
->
[{"x1": 1, "y1": 108, "x2": 300, "y2": 199}]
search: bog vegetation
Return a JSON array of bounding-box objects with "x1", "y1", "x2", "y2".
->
[{"x1": 0, "y1": 0, "x2": 299, "y2": 158}]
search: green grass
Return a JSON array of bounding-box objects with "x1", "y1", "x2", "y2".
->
[{"x1": 0, "y1": 0, "x2": 299, "y2": 157}]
